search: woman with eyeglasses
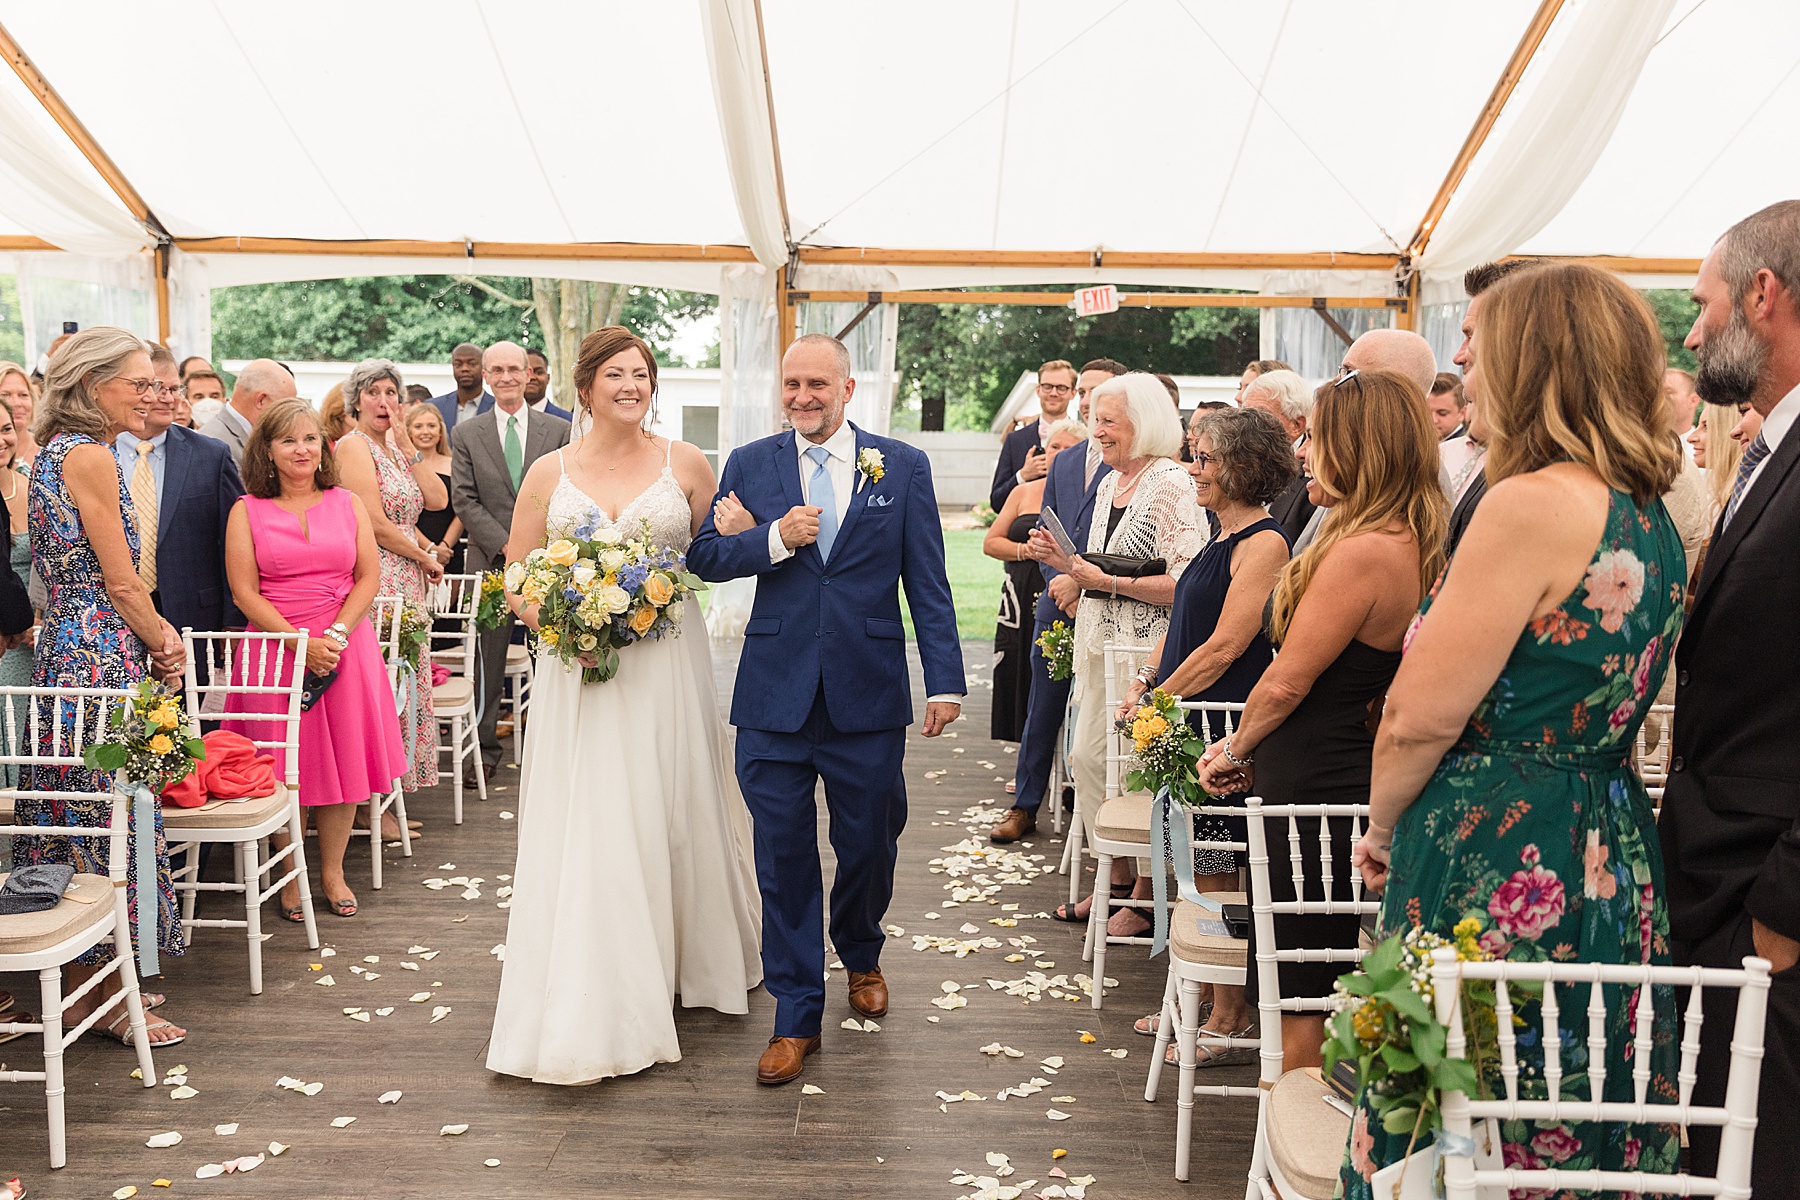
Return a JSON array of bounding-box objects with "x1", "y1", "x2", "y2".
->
[
  {"x1": 12, "y1": 327, "x2": 191, "y2": 1047},
  {"x1": 1195, "y1": 368, "x2": 1446, "y2": 1075}
]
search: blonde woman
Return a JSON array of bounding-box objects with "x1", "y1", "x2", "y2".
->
[
  {"x1": 0, "y1": 362, "x2": 38, "y2": 473},
  {"x1": 405, "y1": 402, "x2": 462, "y2": 573},
  {"x1": 1031, "y1": 373, "x2": 1206, "y2": 923},
  {"x1": 1195, "y1": 368, "x2": 1445, "y2": 1069}
]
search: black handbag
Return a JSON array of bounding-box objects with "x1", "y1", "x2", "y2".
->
[
  {"x1": 1080, "y1": 553, "x2": 1166, "y2": 600},
  {"x1": 301, "y1": 669, "x2": 339, "y2": 712}
]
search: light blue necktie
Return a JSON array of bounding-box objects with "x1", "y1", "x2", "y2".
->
[
  {"x1": 806, "y1": 445, "x2": 838, "y2": 561},
  {"x1": 1721, "y1": 432, "x2": 1770, "y2": 529}
]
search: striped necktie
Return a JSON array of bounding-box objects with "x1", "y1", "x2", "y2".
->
[
  {"x1": 129, "y1": 441, "x2": 158, "y2": 592},
  {"x1": 1721, "y1": 432, "x2": 1770, "y2": 529}
]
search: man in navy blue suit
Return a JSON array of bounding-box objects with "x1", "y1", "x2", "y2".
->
[
  {"x1": 120, "y1": 347, "x2": 244, "y2": 633},
  {"x1": 520, "y1": 347, "x2": 575, "y2": 421},
  {"x1": 989, "y1": 359, "x2": 1078, "y2": 510},
  {"x1": 988, "y1": 357, "x2": 1125, "y2": 844},
  {"x1": 432, "y1": 342, "x2": 494, "y2": 439},
  {"x1": 689, "y1": 334, "x2": 965, "y2": 1086}
]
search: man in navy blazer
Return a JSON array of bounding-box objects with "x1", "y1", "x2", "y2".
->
[
  {"x1": 989, "y1": 358, "x2": 1123, "y2": 843},
  {"x1": 432, "y1": 342, "x2": 495, "y2": 440},
  {"x1": 121, "y1": 348, "x2": 244, "y2": 633},
  {"x1": 689, "y1": 334, "x2": 965, "y2": 1087},
  {"x1": 989, "y1": 359, "x2": 1078, "y2": 510}
]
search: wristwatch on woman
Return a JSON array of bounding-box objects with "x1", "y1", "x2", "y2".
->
[
  {"x1": 1135, "y1": 663, "x2": 1159, "y2": 687},
  {"x1": 324, "y1": 623, "x2": 350, "y2": 649}
]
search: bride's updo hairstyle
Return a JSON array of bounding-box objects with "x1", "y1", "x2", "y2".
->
[{"x1": 573, "y1": 325, "x2": 659, "y2": 430}]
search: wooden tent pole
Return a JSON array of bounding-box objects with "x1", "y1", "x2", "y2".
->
[{"x1": 1406, "y1": 0, "x2": 1566, "y2": 261}]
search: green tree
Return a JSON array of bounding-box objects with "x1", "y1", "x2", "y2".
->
[
  {"x1": 211, "y1": 275, "x2": 716, "y2": 370},
  {"x1": 1644, "y1": 289, "x2": 1698, "y2": 371},
  {"x1": 894, "y1": 289, "x2": 1259, "y2": 432}
]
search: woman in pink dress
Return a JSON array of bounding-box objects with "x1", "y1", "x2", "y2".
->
[
  {"x1": 335, "y1": 359, "x2": 445, "y2": 799},
  {"x1": 225, "y1": 398, "x2": 406, "y2": 919}
]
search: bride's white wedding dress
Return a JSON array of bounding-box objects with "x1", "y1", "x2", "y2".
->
[{"x1": 487, "y1": 446, "x2": 763, "y2": 1085}]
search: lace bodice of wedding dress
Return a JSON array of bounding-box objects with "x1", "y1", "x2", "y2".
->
[{"x1": 544, "y1": 445, "x2": 693, "y2": 553}]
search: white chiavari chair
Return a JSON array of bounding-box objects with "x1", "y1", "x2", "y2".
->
[
  {"x1": 1075, "y1": 642, "x2": 1154, "y2": 1007},
  {"x1": 0, "y1": 686, "x2": 157, "y2": 1167},
  {"x1": 1239, "y1": 797, "x2": 1379, "y2": 1197},
  {"x1": 365, "y1": 595, "x2": 411, "y2": 888},
  {"x1": 1429, "y1": 947, "x2": 1769, "y2": 1200},
  {"x1": 1634, "y1": 700, "x2": 1674, "y2": 808},
  {"x1": 1057, "y1": 691, "x2": 1081, "y2": 895},
  {"x1": 503, "y1": 637, "x2": 533, "y2": 765},
  {"x1": 428, "y1": 573, "x2": 486, "y2": 823},
  {"x1": 166, "y1": 629, "x2": 318, "y2": 994}
]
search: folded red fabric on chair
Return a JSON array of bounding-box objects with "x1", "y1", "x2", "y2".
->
[
  {"x1": 432, "y1": 663, "x2": 451, "y2": 688},
  {"x1": 199, "y1": 730, "x2": 278, "y2": 799},
  {"x1": 161, "y1": 731, "x2": 278, "y2": 805}
]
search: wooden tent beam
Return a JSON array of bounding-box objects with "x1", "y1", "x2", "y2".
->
[
  {"x1": 173, "y1": 236, "x2": 761, "y2": 263},
  {"x1": 789, "y1": 290, "x2": 1405, "y2": 310},
  {"x1": 1505, "y1": 253, "x2": 1701, "y2": 276},
  {"x1": 1406, "y1": 0, "x2": 1566, "y2": 259},
  {"x1": 0, "y1": 235, "x2": 60, "y2": 252},
  {"x1": 795, "y1": 247, "x2": 1400, "y2": 270}
]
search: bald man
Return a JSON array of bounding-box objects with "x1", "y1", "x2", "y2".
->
[
  {"x1": 1290, "y1": 329, "x2": 1449, "y2": 550},
  {"x1": 198, "y1": 358, "x2": 297, "y2": 468},
  {"x1": 432, "y1": 342, "x2": 494, "y2": 440}
]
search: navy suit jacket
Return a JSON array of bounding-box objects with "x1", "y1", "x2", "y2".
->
[
  {"x1": 1032, "y1": 444, "x2": 1112, "y2": 626},
  {"x1": 157, "y1": 424, "x2": 245, "y2": 632},
  {"x1": 688, "y1": 425, "x2": 966, "y2": 735},
  {"x1": 475, "y1": 394, "x2": 573, "y2": 423},
  {"x1": 432, "y1": 390, "x2": 496, "y2": 441},
  {"x1": 990, "y1": 419, "x2": 1042, "y2": 510},
  {"x1": 0, "y1": 483, "x2": 31, "y2": 637}
]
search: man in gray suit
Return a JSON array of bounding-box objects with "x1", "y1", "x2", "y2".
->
[
  {"x1": 197, "y1": 359, "x2": 296, "y2": 468},
  {"x1": 451, "y1": 340, "x2": 572, "y2": 782}
]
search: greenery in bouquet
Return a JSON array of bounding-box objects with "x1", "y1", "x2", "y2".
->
[
  {"x1": 504, "y1": 517, "x2": 707, "y2": 684},
  {"x1": 1323, "y1": 922, "x2": 1528, "y2": 1164},
  {"x1": 375, "y1": 602, "x2": 433, "y2": 675},
  {"x1": 1035, "y1": 620, "x2": 1073, "y2": 681},
  {"x1": 83, "y1": 679, "x2": 207, "y2": 793},
  {"x1": 971, "y1": 500, "x2": 997, "y2": 528},
  {"x1": 1124, "y1": 687, "x2": 1210, "y2": 808},
  {"x1": 474, "y1": 570, "x2": 509, "y2": 632}
]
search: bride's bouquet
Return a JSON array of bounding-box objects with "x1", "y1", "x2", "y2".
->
[{"x1": 503, "y1": 519, "x2": 706, "y2": 684}]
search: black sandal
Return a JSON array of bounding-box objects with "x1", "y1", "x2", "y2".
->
[{"x1": 1052, "y1": 882, "x2": 1133, "y2": 923}]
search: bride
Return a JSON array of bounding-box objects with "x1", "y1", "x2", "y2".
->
[{"x1": 487, "y1": 326, "x2": 762, "y2": 1084}]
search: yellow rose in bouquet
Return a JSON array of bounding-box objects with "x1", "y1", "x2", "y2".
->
[
  {"x1": 629, "y1": 604, "x2": 658, "y2": 635},
  {"x1": 642, "y1": 571, "x2": 675, "y2": 607},
  {"x1": 545, "y1": 539, "x2": 581, "y2": 567}
]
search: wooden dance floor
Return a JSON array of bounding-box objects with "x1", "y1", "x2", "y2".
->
[{"x1": 1, "y1": 643, "x2": 1257, "y2": 1198}]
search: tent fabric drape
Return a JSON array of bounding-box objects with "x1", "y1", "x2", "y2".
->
[
  {"x1": 0, "y1": 73, "x2": 147, "y2": 258},
  {"x1": 1418, "y1": 0, "x2": 1678, "y2": 284},
  {"x1": 792, "y1": 264, "x2": 900, "y2": 437},
  {"x1": 698, "y1": 0, "x2": 788, "y2": 269}
]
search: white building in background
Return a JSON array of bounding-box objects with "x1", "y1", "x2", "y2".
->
[{"x1": 988, "y1": 370, "x2": 1241, "y2": 431}]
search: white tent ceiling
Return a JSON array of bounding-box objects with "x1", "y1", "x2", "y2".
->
[{"x1": 0, "y1": 1, "x2": 1793, "y2": 305}]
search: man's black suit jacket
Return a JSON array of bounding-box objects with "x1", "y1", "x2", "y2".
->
[
  {"x1": 0, "y1": 482, "x2": 33, "y2": 637},
  {"x1": 1268, "y1": 474, "x2": 1315, "y2": 544},
  {"x1": 1443, "y1": 470, "x2": 1489, "y2": 560},
  {"x1": 1664, "y1": 418, "x2": 1800, "y2": 950},
  {"x1": 990, "y1": 420, "x2": 1042, "y2": 511}
]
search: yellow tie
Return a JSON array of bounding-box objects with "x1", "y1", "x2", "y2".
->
[{"x1": 130, "y1": 441, "x2": 158, "y2": 592}]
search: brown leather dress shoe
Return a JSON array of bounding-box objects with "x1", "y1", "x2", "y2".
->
[
  {"x1": 757, "y1": 1034, "x2": 821, "y2": 1085},
  {"x1": 848, "y1": 968, "x2": 889, "y2": 1018},
  {"x1": 989, "y1": 806, "x2": 1036, "y2": 843}
]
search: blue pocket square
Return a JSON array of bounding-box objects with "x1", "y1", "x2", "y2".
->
[{"x1": 867, "y1": 494, "x2": 893, "y2": 508}]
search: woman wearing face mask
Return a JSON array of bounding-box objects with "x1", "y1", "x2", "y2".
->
[
  {"x1": 335, "y1": 358, "x2": 445, "y2": 801},
  {"x1": 0, "y1": 362, "x2": 39, "y2": 474},
  {"x1": 984, "y1": 417, "x2": 1088, "y2": 745}
]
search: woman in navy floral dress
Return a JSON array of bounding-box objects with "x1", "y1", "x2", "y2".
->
[
  {"x1": 12, "y1": 328, "x2": 190, "y2": 1046},
  {"x1": 1344, "y1": 265, "x2": 1689, "y2": 1196}
]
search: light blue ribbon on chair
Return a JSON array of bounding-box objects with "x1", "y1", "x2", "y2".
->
[
  {"x1": 128, "y1": 783, "x2": 160, "y2": 979},
  {"x1": 393, "y1": 659, "x2": 420, "y2": 769},
  {"x1": 1149, "y1": 786, "x2": 1212, "y2": 958}
]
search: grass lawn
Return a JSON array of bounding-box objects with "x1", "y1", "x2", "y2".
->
[{"x1": 901, "y1": 526, "x2": 1006, "y2": 641}]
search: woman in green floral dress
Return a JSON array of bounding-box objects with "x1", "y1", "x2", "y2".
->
[{"x1": 1343, "y1": 263, "x2": 1689, "y2": 1197}]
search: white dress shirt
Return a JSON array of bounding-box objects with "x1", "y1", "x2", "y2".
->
[
  {"x1": 493, "y1": 399, "x2": 531, "y2": 442},
  {"x1": 113, "y1": 429, "x2": 168, "y2": 510},
  {"x1": 767, "y1": 421, "x2": 855, "y2": 564},
  {"x1": 764, "y1": 421, "x2": 961, "y2": 704},
  {"x1": 1736, "y1": 381, "x2": 1800, "y2": 506}
]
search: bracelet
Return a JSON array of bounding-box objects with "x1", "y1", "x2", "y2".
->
[
  {"x1": 1135, "y1": 664, "x2": 1159, "y2": 686},
  {"x1": 1109, "y1": 575, "x2": 1119, "y2": 598},
  {"x1": 1221, "y1": 738, "x2": 1253, "y2": 769},
  {"x1": 324, "y1": 623, "x2": 349, "y2": 649}
]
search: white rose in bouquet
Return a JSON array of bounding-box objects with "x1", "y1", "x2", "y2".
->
[
  {"x1": 599, "y1": 547, "x2": 627, "y2": 575},
  {"x1": 503, "y1": 561, "x2": 526, "y2": 592},
  {"x1": 597, "y1": 584, "x2": 632, "y2": 615},
  {"x1": 594, "y1": 527, "x2": 623, "y2": 547},
  {"x1": 570, "y1": 561, "x2": 597, "y2": 587}
]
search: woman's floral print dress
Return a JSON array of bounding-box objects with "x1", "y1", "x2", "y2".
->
[{"x1": 1340, "y1": 492, "x2": 1686, "y2": 1199}]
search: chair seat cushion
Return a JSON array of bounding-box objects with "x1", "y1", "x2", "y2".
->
[
  {"x1": 1094, "y1": 793, "x2": 1154, "y2": 843},
  {"x1": 0, "y1": 795, "x2": 12, "y2": 824},
  {"x1": 0, "y1": 872, "x2": 112, "y2": 955},
  {"x1": 1169, "y1": 898, "x2": 1247, "y2": 968},
  {"x1": 1265, "y1": 1068, "x2": 1350, "y2": 1200},
  {"x1": 163, "y1": 783, "x2": 291, "y2": 831},
  {"x1": 434, "y1": 676, "x2": 475, "y2": 709},
  {"x1": 505, "y1": 643, "x2": 530, "y2": 668}
]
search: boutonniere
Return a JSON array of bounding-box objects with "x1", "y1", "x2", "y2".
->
[{"x1": 856, "y1": 447, "x2": 885, "y2": 493}]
